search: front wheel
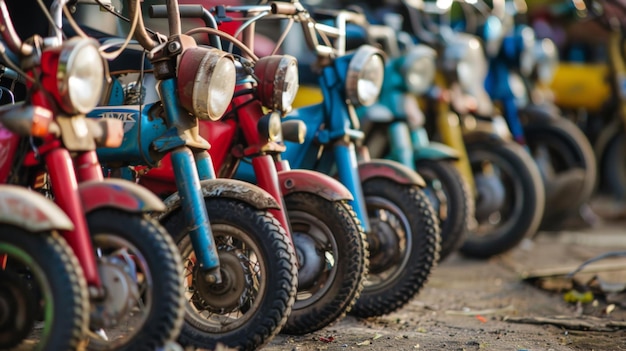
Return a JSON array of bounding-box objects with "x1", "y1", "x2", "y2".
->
[
  {"x1": 162, "y1": 198, "x2": 298, "y2": 351},
  {"x1": 415, "y1": 159, "x2": 473, "y2": 261},
  {"x1": 461, "y1": 140, "x2": 545, "y2": 258},
  {"x1": 0, "y1": 227, "x2": 89, "y2": 351},
  {"x1": 281, "y1": 192, "x2": 368, "y2": 335},
  {"x1": 85, "y1": 209, "x2": 185, "y2": 351},
  {"x1": 350, "y1": 178, "x2": 440, "y2": 318}
]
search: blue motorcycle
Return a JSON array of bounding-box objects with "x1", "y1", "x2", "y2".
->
[
  {"x1": 73, "y1": 1, "x2": 299, "y2": 349},
  {"x1": 238, "y1": 1, "x2": 441, "y2": 318}
]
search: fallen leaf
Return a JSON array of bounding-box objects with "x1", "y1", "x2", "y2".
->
[
  {"x1": 373, "y1": 333, "x2": 383, "y2": 340},
  {"x1": 475, "y1": 315, "x2": 488, "y2": 323},
  {"x1": 319, "y1": 336, "x2": 334, "y2": 343},
  {"x1": 357, "y1": 340, "x2": 372, "y2": 346}
]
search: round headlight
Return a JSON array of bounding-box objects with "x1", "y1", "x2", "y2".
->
[
  {"x1": 177, "y1": 46, "x2": 237, "y2": 121},
  {"x1": 346, "y1": 45, "x2": 385, "y2": 107},
  {"x1": 402, "y1": 45, "x2": 436, "y2": 95},
  {"x1": 455, "y1": 36, "x2": 488, "y2": 96},
  {"x1": 57, "y1": 37, "x2": 104, "y2": 114},
  {"x1": 518, "y1": 26, "x2": 537, "y2": 77},
  {"x1": 534, "y1": 38, "x2": 558, "y2": 85},
  {"x1": 254, "y1": 55, "x2": 299, "y2": 113}
]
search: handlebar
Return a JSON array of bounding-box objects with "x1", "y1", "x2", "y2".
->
[{"x1": 0, "y1": 0, "x2": 32, "y2": 57}]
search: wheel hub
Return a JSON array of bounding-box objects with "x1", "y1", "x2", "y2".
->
[
  {"x1": 368, "y1": 216, "x2": 401, "y2": 273},
  {"x1": 191, "y1": 248, "x2": 252, "y2": 313},
  {"x1": 91, "y1": 258, "x2": 139, "y2": 329},
  {"x1": 0, "y1": 270, "x2": 36, "y2": 348},
  {"x1": 474, "y1": 173, "x2": 506, "y2": 222},
  {"x1": 293, "y1": 232, "x2": 325, "y2": 289}
]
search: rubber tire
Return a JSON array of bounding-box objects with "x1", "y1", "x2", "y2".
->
[
  {"x1": 416, "y1": 159, "x2": 473, "y2": 261},
  {"x1": 350, "y1": 179, "x2": 440, "y2": 318},
  {"x1": 85, "y1": 209, "x2": 185, "y2": 351},
  {"x1": 460, "y1": 141, "x2": 545, "y2": 258},
  {"x1": 162, "y1": 198, "x2": 298, "y2": 351},
  {"x1": 281, "y1": 193, "x2": 368, "y2": 335},
  {"x1": 601, "y1": 131, "x2": 626, "y2": 199},
  {"x1": 524, "y1": 118, "x2": 597, "y2": 225},
  {"x1": 0, "y1": 227, "x2": 89, "y2": 351}
]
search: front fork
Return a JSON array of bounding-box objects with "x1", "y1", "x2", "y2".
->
[
  {"x1": 334, "y1": 141, "x2": 371, "y2": 233},
  {"x1": 171, "y1": 147, "x2": 221, "y2": 283},
  {"x1": 252, "y1": 155, "x2": 293, "y2": 239}
]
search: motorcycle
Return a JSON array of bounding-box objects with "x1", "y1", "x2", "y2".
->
[
  {"x1": 0, "y1": 184, "x2": 89, "y2": 351},
  {"x1": 254, "y1": 0, "x2": 441, "y2": 318},
  {"x1": 398, "y1": 0, "x2": 546, "y2": 258},
  {"x1": 340, "y1": 10, "x2": 473, "y2": 261},
  {"x1": 0, "y1": 1, "x2": 187, "y2": 350},
  {"x1": 149, "y1": 3, "x2": 369, "y2": 335},
  {"x1": 73, "y1": 0, "x2": 299, "y2": 349},
  {"x1": 462, "y1": 0, "x2": 597, "y2": 229}
]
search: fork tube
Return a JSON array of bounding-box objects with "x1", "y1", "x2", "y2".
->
[
  {"x1": 74, "y1": 150, "x2": 104, "y2": 182},
  {"x1": 195, "y1": 150, "x2": 216, "y2": 180},
  {"x1": 333, "y1": 142, "x2": 370, "y2": 233},
  {"x1": 171, "y1": 147, "x2": 221, "y2": 275},
  {"x1": 46, "y1": 148, "x2": 102, "y2": 287},
  {"x1": 252, "y1": 155, "x2": 292, "y2": 239}
]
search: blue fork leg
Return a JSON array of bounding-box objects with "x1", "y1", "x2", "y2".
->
[
  {"x1": 171, "y1": 147, "x2": 221, "y2": 281},
  {"x1": 334, "y1": 142, "x2": 371, "y2": 233}
]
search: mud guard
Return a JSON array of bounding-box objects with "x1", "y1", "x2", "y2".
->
[
  {"x1": 358, "y1": 159, "x2": 426, "y2": 187},
  {"x1": 278, "y1": 169, "x2": 354, "y2": 202},
  {"x1": 159, "y1": 178, "x2": 281, "y2": 218},
  {"x1": 79, "y1": 178, "x2": 166, "y2": 214},
  {"x1": 414, "y1": 141, "x2": 460, "y2": 161},
  {"x1": 0, "y1": 185, "x2": 74, "y2": 232}
]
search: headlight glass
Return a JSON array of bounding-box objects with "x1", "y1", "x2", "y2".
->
[
  {"x1": 57, "y1": 38, "x2": 104, "y2": 114},
  {"x1": 254, "y1": 55, "x2": 299, "y2": 113},
  {"x1": 346, "y1": 45, "x2": 385, "y2": 107},
  {"x1": 519, "y1": 26, "x2": 537, "y2": 77},
  {"x1": 402, "y1": 45, "x2": 436, "y2": 95},
  {"x1": 534, "y1": 38, "x2": 558, "y2": 85},
  {"x1": 177, "y1": 46, "x2": 237, "y2": 121},
  {"x1": 455, "y1": 36, "x2": 488, "y2": 97}
]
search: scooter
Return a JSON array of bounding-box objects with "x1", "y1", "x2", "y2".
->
[
  {"x1": 0, "y1": 1, "x2": 186, "y2": 350},
  {"x1": 150, "y1": 3, "x2": 368, "y2": 335},
  {"x1": 73, "y1": 0, "x2": 299, "y2": 349},
  {"x1": 343, "y1": 12, "x2": 473, "y2": 261},
  {"x1": 0, "y1": 184, "x2": 88, "y2": 351},
  {"x1": 464, "y1": 0, "x2": 597, "y2": 228},
  {"x1": 400, "y1": 0, "x2": 546, "y2": 258},
  {"x1": 252, "y1": 1, "x2": 441, "y2": 318}
]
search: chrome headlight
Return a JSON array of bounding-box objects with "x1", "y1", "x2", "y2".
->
[
  {"x1": 254, "y1": 55, "x2": 299, "y2": 113},
  {"x1": 453, "y1": 35, "x2": 488, "y2": 97},
  {"x1": 54, "y1": 37, "x2": 104, "y2": 114},
  {"x1": 346, "y1": 45, "x2": 385, "y2": 107},
  {"x1": 518, "y1": 26, "x2": 537, "y2": 77},
  {"x1": 402, "y1": 45, "x2": 436, "y2": 95},
  {"x1": 534, "y1": 38, "x2": 558, "y2": 85},
  {"x1": 258, "y1": 111, "x2": 282, "y2": 142},
  {"x1": 177, "y1": 46, "x2": 237, "y2": 121}
]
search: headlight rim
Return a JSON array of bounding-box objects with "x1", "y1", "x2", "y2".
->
[
  {"x1": 401, "y1": 45, "x2": 437, "y2": 95},
  {"x1": 254, "y1": 55, "x2": 299, "y2": 114},
  {"x1": 345, "y1": 45, "x2": 386, "y2": 107}
]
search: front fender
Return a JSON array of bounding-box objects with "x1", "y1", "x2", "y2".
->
[
  {"x1": 279, "y1": 169, "x2": 353, "y2": 202},
  {"x1": 358, "y1": 159, "x2": 426, "y2": 187},
  {"x1": 159, "y1": 179, "x2": 280, "y2": 219},
  {"x1": 414, "y1": 142, "x2": 460, "y2": 161},
  {"x1": 79, "y1": 178, "x2": 166, "y2": 214},
  {"x1": 0, "y1": 185, "x2": 74, "y2": 232}
]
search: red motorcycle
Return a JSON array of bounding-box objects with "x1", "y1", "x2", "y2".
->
[
  {"x1": 0, "y1": 184, "x2": 89, "y2": 351},
  {"x1": 0, "y1": 1, "x2": 185, "y2": 350},
  {"x1": 147, "y1": 2, "x2": 369, "y2": 335}
]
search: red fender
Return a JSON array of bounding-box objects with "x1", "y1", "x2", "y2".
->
[
  {"x1": 278, "y1": 169, "x2": 354, "y2": 202},
  {"x1": 0, "y1": 185, "x2": 74, "y2": 232},
  {"x1": 79, "y1": 178, "x2": 166, "y2": 214},
  {"x1": 358, "y1": 159, "x2": 426, "y2": 187}
]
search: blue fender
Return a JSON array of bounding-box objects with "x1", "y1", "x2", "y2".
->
[
  {"x1": 279, "y1": 169, "x2": 353, "y2": 202},
  {"x1": 79, "y1": 178, "x2": 166, "y2": 214},
  {"x1": 0, "y1": 185, "x2": 74, "y2": 232},
  {"x1": 358, "y1": 159, "x2": 426, "y2": 187}
]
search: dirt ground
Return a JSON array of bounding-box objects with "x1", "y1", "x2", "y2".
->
[{"x1": 262, "y1": 198, "x2": 626, "y2": 351}]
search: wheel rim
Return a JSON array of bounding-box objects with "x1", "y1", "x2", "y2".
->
[
  {"x1": 0, "y1": 243, "x2": 54, "y2": 351},
  {"x1": 364, "y1": 195, "x2": 411, "y2": 291},
  {"x1": 288, "y1": 210, "x2": 339, "y2": 310},
  {"x1": 182, "y1": 223, "x2": 267, "y2": 333},
  {"x1": 89, "y1": 234, "x2": 152, "y2": 348},
  {"x1": 470, "y1": 150, "x2": 524, "y2": 240}
]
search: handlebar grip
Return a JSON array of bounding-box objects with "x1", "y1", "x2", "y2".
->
[
  {"x1": 149, "y1": 4, "x2": 204, "y2": 18},
  {"x1": 271, "y1": 2, "x2": 298, "y2": 15}
]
